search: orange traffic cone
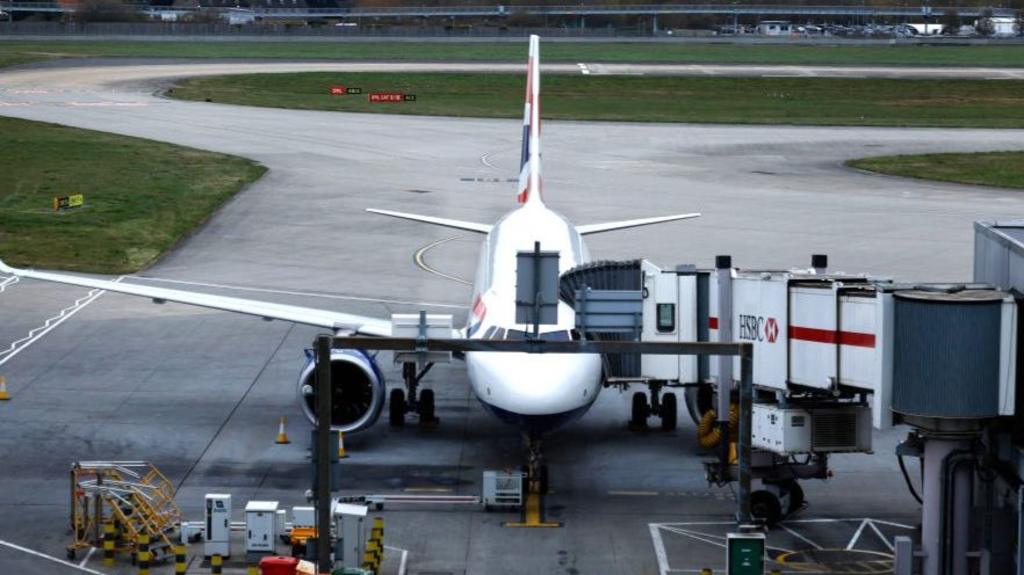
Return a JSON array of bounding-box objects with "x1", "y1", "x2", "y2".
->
[
  {"x1": 275, "y1": 416, "x2": 290, "y2": 444},
  {"x1": 338, "y1": 431, "x2": 349, "y2": 459},
  {"x1": 0, "y1": 376, "x2": 9, "y2": 401}
]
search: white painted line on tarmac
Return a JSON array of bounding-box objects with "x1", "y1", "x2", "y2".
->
[
  {"x1": 384, "y1": 545, "x2": 408, "y2": 575},
  {"x1": 867, "y1": 520, "x2": 894, "y2": 552},
  {"x1": 779, "y1": 523, "x2": 822, "y2": 550},
  {"x1": 0, "y1": 539, "x2": 107, "y2": 574},
  {"x1": 0, "y1": 277, "x2": 124, "y2": 369},
  {"x1": 78, "y1": 546, "x2": 96, "y2": 568},
  {"x1": 649, "y1": 523, "x2": 672, "y2": 575},
  {"x1": 0, "y1": 275, "x2": 18, "y2": 293},
  {"x1": 577, "y1": 63, "x2": 591, "y2": 75},
  {"x1": 847, "y1": 518, "x2": 869, "y2": 550},
  {"x1": 130, "y1": 275, "x2": 464, "y2": 309}
]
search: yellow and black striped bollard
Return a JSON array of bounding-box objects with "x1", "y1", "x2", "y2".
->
[
  {"x1": 211, "y1": 553, "x2": 223, "y2": 574},
  {"x1": 137, "y1": 533, "x2": 151, "y2": 575},
  {"x1": 248, "y1": 564, "x2": 260, "y2": 575},
  {"x1": 174, "y1": 544, "x2": 187, "y2": 574},
  {"x1": 102, "y1": 521, "x2": 116, "y2": 567},
  {"x1": 362, "y1": 538, "x2": 380, "y2": 573}
]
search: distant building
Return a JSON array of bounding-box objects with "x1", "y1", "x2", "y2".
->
[
  {"x1": 906, "y1": 22, "x2": 943, "y2": 35},
  {"x1": 984, "y1": 17, "x2": 1018, "y2": 36},
  {"x1": 757, "y1": 21, "x2": 792, "y2": 35}
]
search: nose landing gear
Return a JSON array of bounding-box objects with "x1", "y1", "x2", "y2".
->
[{"x1": 505, "y1": 436, "x2": 561, "y2": 528}]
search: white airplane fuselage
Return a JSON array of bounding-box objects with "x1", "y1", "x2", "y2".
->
[{"x1": 464, "y1": 201, "x2": 604, "y2": 435}]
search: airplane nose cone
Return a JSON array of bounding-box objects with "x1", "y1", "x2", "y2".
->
[{"x1": 467, "y1": 352, "x2": 602, "y2": 416}]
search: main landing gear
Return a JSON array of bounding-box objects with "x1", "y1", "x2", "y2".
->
[
  {"x1": 389, "y1": 362, "x2": 439, "y2": 427},
  {"x1": 628, "y1": 382, "x2": 677, "y2": 431}
]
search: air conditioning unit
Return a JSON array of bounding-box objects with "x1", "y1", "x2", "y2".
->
[{"x1": 753, "y1": 404, "x2": 871, "y2": 455}]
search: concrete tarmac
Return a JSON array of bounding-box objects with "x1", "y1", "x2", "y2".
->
[{"x1": 0, "y1": 60, "x2": 1022, "y2": 574}]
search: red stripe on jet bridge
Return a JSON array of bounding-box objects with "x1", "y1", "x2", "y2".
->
[
  {"x1": 708, "y1": 317, "x2": 719, "y2": 330},
  {"x1": 472, "y1": 295, "x2": 487, "y2": 319},
  {"x1": 789, "y1": 326, "x2": 876, "y2": 348}
]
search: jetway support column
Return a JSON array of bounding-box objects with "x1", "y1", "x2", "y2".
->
[
  {"x1": 716, "y1": 256, "x2": 734, "y2": 472},
  {"x1": 920, "y1": 433, "x2": 973, "y2": 575}
]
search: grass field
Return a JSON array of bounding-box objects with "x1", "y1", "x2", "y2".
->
[
  {"x1": 168, "y1": 72, "x2": 1024, "y2": 128},
  {"x1": 0, "y1": 116, "x2": 266, "y2": 274},
  {"x1": 2, "y1": 40, "x2": 1024, "y2": 68},
  {"x1": 848, "y1": 151, "x2": 1024, "y2": 189}
]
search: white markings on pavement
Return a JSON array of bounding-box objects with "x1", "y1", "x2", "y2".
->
[
  {"x1": 0, "y1": 276, "x2": 125, "y2": 369},
  {"x1": 577, "y1": 63, "x2": 591, "y2": 75},
  {"x1": 413, "y1": 236, "x2": 473, "y2": 286},
  {"x1": 0, "y1": 539, "x2": 107, "y2": 575},
  {"x1": 0, "y1": 275, "x2": 18, "y2": 294},
  {"x1": 78, "y1": 546, "x2": 97, "y2": 568},
  {"x1": 384, "y1": 545, "x2": 409, "y2": 575},
  {"x1": 649, "y1": 517, "x2": 915, "y2": 574},
  {"x1": 130, "y1": 275, "x2": 464, "y2": 309}
]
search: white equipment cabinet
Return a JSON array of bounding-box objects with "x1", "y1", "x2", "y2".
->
[
  {"x1": 334, "y1": 503, "x2": 368, "y2": 568},
  {"x1": 752, "y1": 404, "x2": 872, "y2": 455},
  {"x1": 245, "y1": 500, "x2": 279, "y2": 554},
  {"x1": 204, "y1": 494, "x2": 231, "y2": 558},
  {"x1": 482, "y1": 470, "x2": 524, "y2": 509}
]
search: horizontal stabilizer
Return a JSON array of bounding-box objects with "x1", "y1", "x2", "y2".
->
[
  {"x1": 366, "y1": 208, "x2": 492, "y2": 234},
  {"x1": 0, "y1": 258, "x2": 392, "y2": 336},
  {"x1": 576, "y1": 213, "x2": 701, "y2": 235}
]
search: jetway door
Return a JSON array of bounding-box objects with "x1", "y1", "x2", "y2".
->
[{"x1": 641, "y1": 268, "x2": 698, "y2": 382}]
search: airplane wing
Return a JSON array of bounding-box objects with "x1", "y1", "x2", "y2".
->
[
  {"x1": 0, "y1": 258, "x2": 392, "y2": 336},
  {"x1": 366, "y1": 209, "x2": 492, "y2": 234},
  {"x1": 576, "y1": 213, "x2": 701, "y2": 235}
]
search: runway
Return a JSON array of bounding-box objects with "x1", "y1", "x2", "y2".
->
[{"x1": 0, "y1": 59, "x2": 1022, "y2": 573}]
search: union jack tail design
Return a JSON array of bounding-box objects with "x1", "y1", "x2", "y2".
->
[{"x1": 517, "y1": 35, "x2": 542, "y2": 206}]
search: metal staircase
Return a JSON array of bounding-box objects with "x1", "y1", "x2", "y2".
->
[{"x1": 68, "y1": 461, "x2": 181, "y2": 561}]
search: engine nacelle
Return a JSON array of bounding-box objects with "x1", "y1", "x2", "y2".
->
[{"x1": 296, "y1": 348, "x2": 386, "y2": 434}]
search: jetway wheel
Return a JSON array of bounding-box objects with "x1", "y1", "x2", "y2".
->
[
  {"x1": 389, "y1": 388, "x2": 406, "y2": 427},
  {"x1": 419, "y1": 388, "x2": 436, "y2": 423},
  {"x1": 630, "y1": 392, "x2": 650, "y2": 429},
  {"x1": 781, "y1": 479, "x2": 804, "y2": 515},
  {"x1": 751, "y1": 489, "x2": 783, "y2": 526},
  {"x1": 660, "y1": 393, "x2": 677, "y2": 431}
]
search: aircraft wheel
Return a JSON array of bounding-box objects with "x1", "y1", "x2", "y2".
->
[
  {"x1": 389, "y1": 389, "x2": 406, "y2": 427},
  {"x1": 630, "y1": 392, "x2": 649, "y2": 429},
  {"x1": 660, "y1": 392, "x2": 678, "y2": 431},
  {"x1": 751, "y1": 489, "x2": 783, "y2": 526},
  {"x1": 419, "y1": 389, "x2": 436, "y2": 424}
]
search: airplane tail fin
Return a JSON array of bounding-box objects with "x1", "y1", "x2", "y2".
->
[{"x1": 516, "y1": 34, "x2": 543, "y2": 206}]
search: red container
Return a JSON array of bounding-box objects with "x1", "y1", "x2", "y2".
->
[{"x1": 260, "y1": 555, "x2": 300, "y2": 575}]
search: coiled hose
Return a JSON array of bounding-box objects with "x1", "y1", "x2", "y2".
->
[{"x1": 697, "y1": 404, "x2": 739, "y2": 449}]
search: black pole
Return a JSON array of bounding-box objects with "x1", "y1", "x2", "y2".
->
[
  {"x1": 316, "y1": 334, "x2": 333, "y2": 574},
  {"x1": 738, "y1": 344, "x2": 753, "y2": 523}
]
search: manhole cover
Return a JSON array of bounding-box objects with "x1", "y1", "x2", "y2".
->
[{"x1": 774, "y1": 548, "x2": 893, "y2": 574}]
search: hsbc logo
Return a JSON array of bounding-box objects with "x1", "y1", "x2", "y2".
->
[{"x1": 738, "y1": 315, "x2": 780, "y2": 343}]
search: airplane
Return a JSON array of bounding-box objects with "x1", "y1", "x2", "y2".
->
[{"x1": 0, "y1": 35, "x2": 699, "y2": 478}]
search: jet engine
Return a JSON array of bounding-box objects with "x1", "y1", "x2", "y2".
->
[{"x1": 296, "y1": 348, "x2": 386, "y2": 434}]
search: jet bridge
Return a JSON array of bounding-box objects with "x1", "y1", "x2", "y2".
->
[{"x1": 571, "y1": 253, "x2": 1020, "y2": 528}]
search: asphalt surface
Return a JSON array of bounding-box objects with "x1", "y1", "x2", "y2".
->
[{"x1": 0, "y1": 60, "x2": 1023, "y2": 574}]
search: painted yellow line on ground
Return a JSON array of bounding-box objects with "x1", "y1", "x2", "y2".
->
[
  {"x1": 413, "y1": 236, "x2": 472, "y2": 286},
  {"x1": 403, "y1": 487, "x2": 453, "y2": 493}
]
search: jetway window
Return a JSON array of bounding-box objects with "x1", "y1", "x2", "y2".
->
[{"x1": 657, "y1": 303, "x2": 676, "y2": 333}]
